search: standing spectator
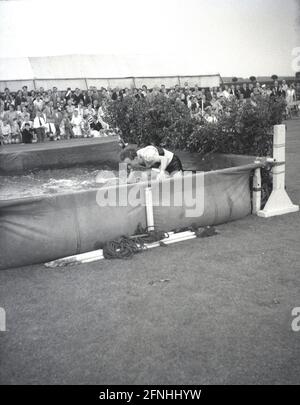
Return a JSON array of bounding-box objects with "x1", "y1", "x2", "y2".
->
[
  {"x1": 281, "y1": 80, "x2": 288, "y2": 96},
  {"x1": 272, "y1": 81, "x2": 282, "y2": 98},
  {"x1": 296, "y1": 83, "x2": 300, "y2": 100},
  {"x1": 65, "y1": 87, "x2": 72, "y2": 101},
  {"x1": 235, "y1": 84, "x2": 242, "y2": 99},
  {"x1": 33, "y1": 110, "x2": 46, "y2": 142},
  {"x1": 286, "y1": 84, "x2": 296, "y2": 117},
  {"x1": 73, "y1": 88, "x2": 84, "y2": 106},
  {"x1": 83, "y1": 90, "x2": 93, "y2": 106},
  {"x1": 53, "y1": 108, "x2": 63, "y2": 135},
  {"x1": 51, "y1": 87, "x2": 59, "y2": 107}
]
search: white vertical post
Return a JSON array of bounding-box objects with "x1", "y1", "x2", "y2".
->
[
  {"x1": 258, "y1": 124, "x2": 299, "y2": 217},
  {"x1": 252, "y1": 167, "x2": 261, "y2": 214},
  {"x1": 145, "y1": 187, "x2": 155, "y2": 231}
]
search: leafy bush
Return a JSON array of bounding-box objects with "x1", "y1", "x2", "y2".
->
[{"x1": 105, "y1": 93, "x2": 286, "y2": 157}]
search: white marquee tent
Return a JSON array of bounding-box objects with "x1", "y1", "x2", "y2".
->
[{"x1": 0, "y1": 54, "x2": 221, "y2": 92}]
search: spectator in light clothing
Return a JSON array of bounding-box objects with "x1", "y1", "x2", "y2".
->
[
  {"x1": 0, "y1": 119, "x2": 12, "y2": 144},
  {"x1": 11, "y1": 118, "x2": 21, "y2": 143},
  {"x1": 71, "y1": 109, "x2": 82, "y2": 137},
  {"x1": 81, "y1": 116, "x2": 91, "y2": 137},
  {"x1": 33, "y1": 110, "x2": 46, "y2": 142}
]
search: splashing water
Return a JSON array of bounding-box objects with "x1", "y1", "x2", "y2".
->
[{"x1": 0, "y1": 166, "x2": 117, "y2": 200}]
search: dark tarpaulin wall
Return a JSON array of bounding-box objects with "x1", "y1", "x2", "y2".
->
[
  {"x1": 0, "y1": 163, "x2": 261, "y2": 270},
  {"x1": 0, "y1": 137, "x2": 121, "y2": 174}
]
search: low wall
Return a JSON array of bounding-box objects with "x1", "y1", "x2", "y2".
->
[
  {"x1": 0, "y1": 160, "x2": 261, "y2": 269},
  {"x1": 0, "y1": 137, "x2": 121, "y2": 174}
]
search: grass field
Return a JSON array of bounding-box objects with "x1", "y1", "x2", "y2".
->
[{"x1": 0, "y1": 120, "x2": 299, "y2": 384}]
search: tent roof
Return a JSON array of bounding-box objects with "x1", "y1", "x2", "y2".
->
[{"x1": 0, "y1": 54, "x2": 220, "y2": 80}]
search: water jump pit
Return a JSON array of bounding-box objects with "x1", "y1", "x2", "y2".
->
[{"x1": 0, "y1": 141, "x2": 262, "y2": 270}]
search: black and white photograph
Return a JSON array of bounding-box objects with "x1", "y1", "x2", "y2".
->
[{"x1": 0, "y1": 0, "x2": 300, "y2": 392}]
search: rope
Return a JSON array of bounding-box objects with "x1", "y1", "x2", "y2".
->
[
  {"x1": 102, "y1": 236, "x2": 146, "y2": 259},
  {"x1": 102, "y1": 223, "x2": 218, "y2": 259},
  {"x1": 102, "y1": 225, "x2": 169, "y2": 259}
]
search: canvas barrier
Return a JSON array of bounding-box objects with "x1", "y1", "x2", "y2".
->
[
  {"x1": 0, "y1": 138, "x2": 121, "y2": 174},
  {"x1": 0, "y1": 162, "x2": 261, "y2": 269},
  {"x1": 0, "y1": 75, "x2": 221, "y2": 92}
]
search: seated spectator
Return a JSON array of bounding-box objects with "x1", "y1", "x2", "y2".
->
[
  {"x1": 11, "y1": 118, "x2": 21, "y2": 143},
  {"x1": 84, "y1": 104, "x2": 96, "y2": 122},
  {"x1": 66, "y1": 98, "x2": 75, "y2": 117},
  {"x1": 188, "y1": 95, "x2": 199, "y2": 111},
  {"x1": 90, "y1": 115, "x2": 103, "y2": 137},
  {"x1": 21, "y1": 122, "x2": 33, "y2": 144},
  {"x1": 71, "y1": 109, "x2": 82, "y2": 137},
  {"x1": 0, "y1": 119, "x2": 12, "y2": 144},
  {"x1": 2, "y1": 88, "x2": 13, "y2": 110},
  {"x1": 92, "y1": 99, "x2": 100, "y2": 112},
  {"x1": 45, "y1": 119, "x2": 58, "y2": 141},
  {"x1": 60, "y1": 113, "x2": 74, "y2": 139},
  {"x1": 14, "y1": 90, "x2": 26, "y2": 107},
  {"x1": 77, "y1": 99, "x2": 85, "y2": 117},
  {"x1": 248, "y1": 83, "x2": 254, "y2": 96},
  {"x1": 22, "y1": 85, "x2": 29, "y2": 99},
  {"x1": 211, "y1": 97, "x2": 223, "y2": 113},
  {"x1": 0, "y1": 102, "x2": 5, "y2": 120},
  {"x1": 253, "y1": 82, "x2": 262, "y2": 96},
  {"x1": 81, "y1": 115, "x2": 91, "y2": 137},
  {"x1": 204, "y1": 107, "x2": 217, "y2": 123},
  {"x1": 20, "y1": 113, "x2": 32, "y2": 130},
  {"x1": 7, "y1": 104, "x2": 17, "y2": 122},
  {"x1": 33, "y1": 95, "x2": 44, "y2": 111},
  {"x1": 222, "y1": 85, "x2": 230, "y2": 99}
]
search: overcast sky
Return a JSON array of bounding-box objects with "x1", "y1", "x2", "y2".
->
[{"x1": 0, "y1": 0, "x2": 299, "y2": 76}]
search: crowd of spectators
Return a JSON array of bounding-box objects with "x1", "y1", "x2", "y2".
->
[{"x1": 0, "y1": 79, "x2": 299, "y2": 145}]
